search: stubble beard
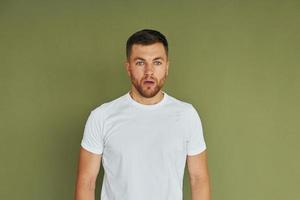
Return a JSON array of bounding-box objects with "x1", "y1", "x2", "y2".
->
[{"x1": 131, "y1": 74, "x2": 167, "y2": 98}]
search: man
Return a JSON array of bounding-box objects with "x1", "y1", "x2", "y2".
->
[{"x1": 75, "y1": 29, "x2": 211, "y2": 200}]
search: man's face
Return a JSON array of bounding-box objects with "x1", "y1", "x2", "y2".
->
[{"x1": 125, "y1": 42, "x2": 169, "y2": 98}]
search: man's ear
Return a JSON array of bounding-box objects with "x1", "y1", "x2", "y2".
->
[
  {"x1": 125, "y1": 60, "x2": 131, "y2": 77},
  {"x1": 166, "y1": 60, "x2": 170, "y2": 76}
]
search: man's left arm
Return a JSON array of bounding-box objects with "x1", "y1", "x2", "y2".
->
[{"x1": 187, "y1": 150, "x2": 211, "y2": 200}]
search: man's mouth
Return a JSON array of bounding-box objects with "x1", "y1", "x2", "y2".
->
[{"x1": 143, "y1": 79, "x2": 155, "y2": 85}]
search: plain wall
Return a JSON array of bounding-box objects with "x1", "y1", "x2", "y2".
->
[{"x1": 0, "y1": 0, "x2": 299, "y2": 199}]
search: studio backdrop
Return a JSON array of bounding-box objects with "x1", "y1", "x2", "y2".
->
[{"x1": 0, "y1": 0, "x2": 299, "y2": 199}]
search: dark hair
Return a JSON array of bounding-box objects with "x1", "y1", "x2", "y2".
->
[{"x1": 126, "y1": 29, "x2": 168, "y2": 59}]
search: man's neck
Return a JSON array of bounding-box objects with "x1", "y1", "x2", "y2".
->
[{"x1": 129, "y1": 89, "x2": 164, "y2": 105}]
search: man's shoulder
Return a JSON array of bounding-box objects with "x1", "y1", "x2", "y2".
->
[
  {"x1": 167, "y1": 93, "x2": 202, "y2": 122},
  {"x1": 166, "y1": 92, "x2": 195, "y2": 112}
]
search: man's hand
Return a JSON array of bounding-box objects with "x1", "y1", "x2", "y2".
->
[{"x1": 75, "y1": 147, "x2": 101, "y2": 200}]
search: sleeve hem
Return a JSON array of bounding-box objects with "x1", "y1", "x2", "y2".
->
[
  {"x1": 187, "y1": 145, "x2": 207, "y2": 156},
  {"x1": 81, "y1": 142, "x2": 103, "y2": 155}
]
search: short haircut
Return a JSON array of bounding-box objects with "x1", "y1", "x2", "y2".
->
[{"x1": 126, "y1": 29, "x2": 168, "y2": 59}]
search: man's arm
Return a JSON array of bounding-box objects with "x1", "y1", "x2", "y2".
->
[
  {"x1": 187, "y1": 150, "x2": 211, "y2": 200},
  {"x1": 75, "y1": 147, "x2": 101, "y2": 200}
]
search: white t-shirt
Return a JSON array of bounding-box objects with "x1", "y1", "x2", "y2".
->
[{"x1": 81, "y1": 90, "x2": 207, "y2": 200}]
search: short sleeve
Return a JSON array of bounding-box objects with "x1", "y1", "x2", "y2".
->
[
  {"x1": 81, "y1": 110, "x2": 104, "y2": 155},
  {"x1": 186, "y1": 105, "x2": 207, "y2": 156}
]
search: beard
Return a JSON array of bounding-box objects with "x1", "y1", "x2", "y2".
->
[{"x1": 130, "y1": 74, "x2": 167, "y2": 98}]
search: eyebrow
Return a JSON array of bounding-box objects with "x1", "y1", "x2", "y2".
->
[
  {"x1": 133, "y1": 57, "x2": 146, "y2": 61},
  {"x1": 133, "y1": 57, "x2": 165, "y2": 61},
  {"x1": 153, "y1": 57, "x2": 165, "y2": 61}
]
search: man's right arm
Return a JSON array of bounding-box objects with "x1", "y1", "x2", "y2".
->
[{"x1": 75, "y1": 147, "x2": 101, "y2": 200}]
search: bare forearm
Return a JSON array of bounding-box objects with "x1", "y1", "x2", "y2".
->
[
  {"x1": 75, "y1": 177, "x2": 96, "y2": 200},
  {"x1": 75, "y1": 148, "x2": 101, "y2": 200},
  {"x1": 190, "y1": 177, "x2": 211, "y2": 200}
]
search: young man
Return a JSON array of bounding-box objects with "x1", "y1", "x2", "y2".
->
[{"x1": 75, "y1": 29, "x2": 211, "y2": 200}]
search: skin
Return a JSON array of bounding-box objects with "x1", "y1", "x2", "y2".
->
[
  {"x1": 74, "y1": 42, "x2": 211, "y2": 200},
  {"x1": 187, "y1": 151, "x2": 212, "y2": 200},
  {"x1": 125, "y1": 43, "x2": 169, "y2": 105}
]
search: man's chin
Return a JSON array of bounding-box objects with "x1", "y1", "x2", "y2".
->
[{"x1": 140, "y1": 87, "x2": 161, "y2": 98}]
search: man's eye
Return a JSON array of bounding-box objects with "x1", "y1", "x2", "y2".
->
[
  {"x1": 154, "y1": 61, "x2": 162, "y2": 65},
  {"x1": 136, "y1": 61, "x2": 144, "y2": 66}
]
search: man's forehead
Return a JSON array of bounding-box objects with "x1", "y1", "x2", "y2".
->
[
  {"x1": 130, "y1": 43, "x2": 167, "y2": 59},
  {"x1": 132, "y1": 42, "x2": 164, "y2": 49}
]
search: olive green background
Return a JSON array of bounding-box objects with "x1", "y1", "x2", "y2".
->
[{"x1": 0, "y1": 0, "x2": 299, "y2": 199}]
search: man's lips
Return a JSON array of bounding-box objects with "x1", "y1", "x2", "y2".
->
[{"x1": 143, "y1": 79, "x2": 155, "y2": 84}]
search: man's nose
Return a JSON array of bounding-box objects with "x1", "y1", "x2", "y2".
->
[{"x1": 144, "y1": 63, "x2": 154, "y2": 75}]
